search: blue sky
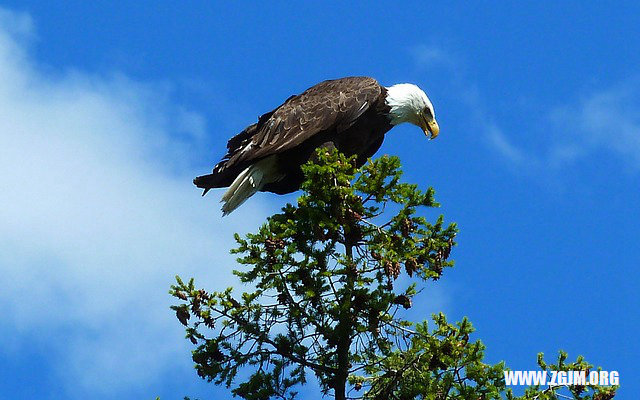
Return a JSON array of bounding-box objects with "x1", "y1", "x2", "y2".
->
[{"x1": 0, "y1": 1, "x2": 638, "y2": 398}]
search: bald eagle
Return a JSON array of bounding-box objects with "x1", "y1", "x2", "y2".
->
[{"x1": 194, "y1": 76, "x2": 439, "y2": 215}]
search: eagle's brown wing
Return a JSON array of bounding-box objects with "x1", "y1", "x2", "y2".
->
[{"x1": 220, "y1": 76, "x2": 383, "y2": 170}]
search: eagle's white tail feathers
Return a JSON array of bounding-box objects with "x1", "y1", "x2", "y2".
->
[{"x1": 221, "y1": 156, "x2": 280, "y2": 216}]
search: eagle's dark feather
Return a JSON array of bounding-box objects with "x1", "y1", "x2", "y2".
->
[{"x1": 194, "y1": 76, "x2": 393, "y2": 197}]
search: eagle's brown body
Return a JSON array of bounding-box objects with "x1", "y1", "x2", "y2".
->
[{"x1": 194, "y1": 77, "x2": 393, "y2": 196}]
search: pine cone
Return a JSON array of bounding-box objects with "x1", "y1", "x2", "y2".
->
[
  {"x1": 176, "y1": 306, "x2": 190, "y2": 326},
  {"x1": 383, "y1": 261, "x2": 401, "y2": 279},
  {"x1": 393, "y1": 295, "x2": 412, "y2": 309},
  {"x1": 405, "y1": 257, "x2": 418, "y2": 277},
  {"x1": 265, "y1": 238, "x2": 285, "y2": 252},
  {"x1": 400, "y1": 218, "x2": 414, "y2": 237}
]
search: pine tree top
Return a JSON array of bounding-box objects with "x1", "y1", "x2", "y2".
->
[{"x1": 170, "y1": 149, "x2": 617, "y2": 400}]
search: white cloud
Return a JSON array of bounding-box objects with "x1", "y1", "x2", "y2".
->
[
  {"x1": 410, "y1": 42, "x2": 640, "y2": 173},
  {"x1": 551, "y1": 80, "x2": 640, "y2": 169},
  {"x1": 0, "y1": 8, "x2": 273, "y2": 398},
  {"x1": 485, "y1": 124, "x2": 529, "y2": 166},
  {"x1": 484, "y1": 81, "x2": 640, "y2": 172},
  {"x1": 409, "y1": 44, "x2": 453, "y2": 69},
  {"x1": 409, "y1": 44, "x2": 528, "y2": 169}
]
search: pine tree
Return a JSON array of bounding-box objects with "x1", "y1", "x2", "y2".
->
[{"x1": 170, "y1": 149, "x2": 617, "y2": 400}]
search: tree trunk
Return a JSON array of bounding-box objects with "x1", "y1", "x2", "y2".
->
[{"x1": 334, "y1": 238, "x2": 356, "y2": 400}]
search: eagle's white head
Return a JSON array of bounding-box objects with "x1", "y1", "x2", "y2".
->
[{"x1": 385, "y1": 83, "x2": 440, "y2": 139}]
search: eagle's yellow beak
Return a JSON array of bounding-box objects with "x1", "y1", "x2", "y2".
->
[
  {"x1": 427, "y1": 119, "x2": 439, "y2": 140},
  {"x1": 420, "y1": 115, "x2": 440, "y2": 140}
]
